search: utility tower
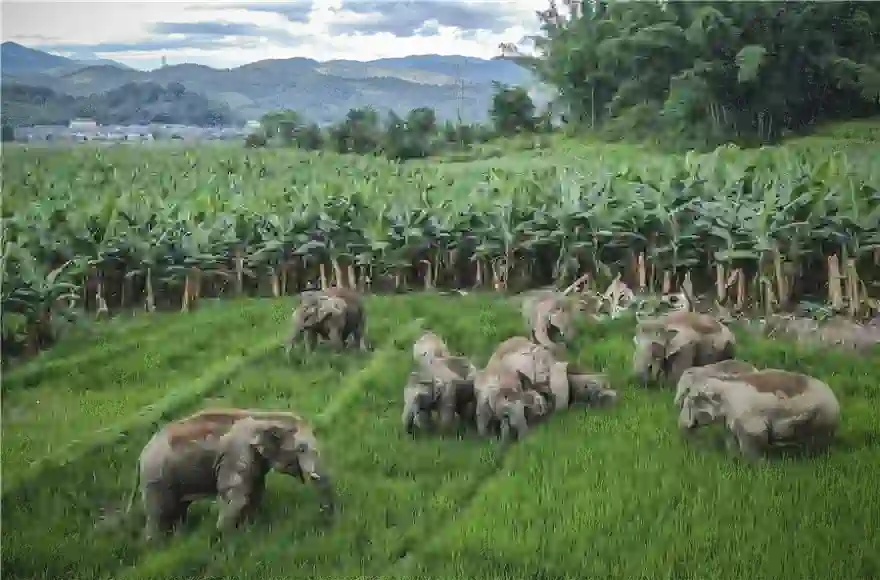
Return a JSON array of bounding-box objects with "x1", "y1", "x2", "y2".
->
[{"x1": 455, "y1": 63, "x2": 464, "y2": 125}]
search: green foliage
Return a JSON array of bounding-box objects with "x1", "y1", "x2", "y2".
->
[
  {"x1": 1, "y1": 136, "x2": 878, "y2": 362},
  {"x1": 1, "y1": 81, "x2": 235, "y2": 127},
  {"x1": 490, "y1": 83, "x2": 538, "y2": 136},
  {"x1": 2, "y1": 295, "x2": 879, "y2": 579},
  {"x1": 512, "y1": 0, "x2": 880, "y2": 148}
]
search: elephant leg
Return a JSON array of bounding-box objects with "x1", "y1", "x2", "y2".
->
[
  {"x1": 437, "y1": 387, "x2": 458, "y2": 433},
  {"x1": 732, "y1": 417, "x2": 768, "y2": 462},
  {"x1": 352, "y1": 321, "x2": 369, "y2": 352},
  {"x1": 475, "y1": 397, "x2": 492, "y2": 438},
  {"x1": 143, "y1": 486, "x2": 183, "y2": 542},
  {"x1": 241, "y1": 478, "x2": 266, "y2": 521},
  {"x1": 327, "y1": 324, "x2": 344, "y2": 351},
  {"x1": 216, "y1": 487, "x2": 253, "y2": 534},
  {"x1": 304, "y1": 330, "x2": 318, "y2": 354}
]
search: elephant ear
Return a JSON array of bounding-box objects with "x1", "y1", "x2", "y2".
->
[
  {"x1": 514, "y1": 369, "x2": 537, "y2": 392},
  {"x1": 251, "y1": 424, "x2": 286, "y2": 457},
  {"x1": 664, "y1": 326, "x2": 696, "y2": 356}
]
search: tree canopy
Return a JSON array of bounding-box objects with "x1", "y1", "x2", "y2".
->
[{"x1": 502, "y1": 0, "x2": 880, "y2": 146}]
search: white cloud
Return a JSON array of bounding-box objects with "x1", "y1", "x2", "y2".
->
[{"x1": 1, "y1": 0, "x2": 545, "y2": 70}]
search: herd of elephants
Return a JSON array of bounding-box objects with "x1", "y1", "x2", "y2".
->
[{"x1": 125, "y1": 287, "x2": 842, "y2": 542}]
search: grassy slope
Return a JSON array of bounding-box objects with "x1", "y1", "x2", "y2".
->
[{"x1": 2, "y1": 294, "x2": 879, "y2": 580}]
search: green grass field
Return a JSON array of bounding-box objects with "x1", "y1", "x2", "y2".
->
[{"x1": 3, "y1": 294, "x2": 879, "y2": 580}]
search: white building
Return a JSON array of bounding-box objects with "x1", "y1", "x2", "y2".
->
[
  {"x1": 244, "y1": 120, "x2": 262, "y2": 133},
  {"x1": 69, "y1": 118, "x2": 98, "y2": 131}
]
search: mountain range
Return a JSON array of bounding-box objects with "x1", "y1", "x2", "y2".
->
[{"x1": 1, "y1": 41, "x2": 541, "y2": 127}]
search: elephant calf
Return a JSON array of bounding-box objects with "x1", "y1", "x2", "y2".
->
[
  {"x1": 632, "y1": 311, "x2": 736, "y2": 388},
  {"x1": 473, "y1": 365, "x2": 531, "y2": 443},
  {"x1": 401, "y1": 353, "x2": 478, "y2": 435},
  {"x1": 125, "y1": 408, "x2": 334, "y2": 541},
  {"x1": 488, "y1": 336, "x2": 618, "y2": 413},
  {"x1": 286, "y1": 287, "x2": 369, "y2": 357},
  {"x1": 679, "y1": 370, "x2": 841, "y2": 461}
]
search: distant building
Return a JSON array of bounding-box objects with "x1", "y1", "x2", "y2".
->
[
  {"x1": 69, "y1": 118, "x2": 98, "y2": 131},
  {"x1": 244, "y1": 120, "x2": 262, "y2": 133}
]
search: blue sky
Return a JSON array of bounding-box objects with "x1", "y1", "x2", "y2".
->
[{"x1": 2, "y1": 0, "x2": 543, "y2": 70}]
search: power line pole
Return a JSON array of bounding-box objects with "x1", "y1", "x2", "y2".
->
[{"x1": 455, "y1": 63, "x2": 464, "y2": 125}]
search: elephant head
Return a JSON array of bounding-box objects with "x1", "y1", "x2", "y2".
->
[
  {"x1": 402, "y1": 374, "x2": 437, "y2": 435},
  {"x1": 678, "y1": 386, "x2": 725, "y2": 432},
  {"x1": 632, "y1": 321, "x2": 700, "y2": 387},
  {"x1": 546, "y1": 302, "x2": 574, "y2": 344},
  {"x1": 295, "y1": 295, "x2": 346, "y2": 331},
  {"x1": 252, "y1": 422, "x2": 334, "y2": 514},
  {"x1": 287, "y1": 294, "x2": 348, "y2": 355},
  {"x1": 568, "y1": 372, "x2": 618, "y2": 408}
]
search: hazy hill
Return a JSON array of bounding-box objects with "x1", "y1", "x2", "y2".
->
[
  {"x1": 1, "y1": 43, "x2": 539, "y2": 126},
  {"x1": 0, "y1": 41, "x2": 130, "y2": 75}
]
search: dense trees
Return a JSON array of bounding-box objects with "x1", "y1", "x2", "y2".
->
[
  {"x1": 1, "y1": 81, "x2": 235, "y2": 127},
  {"x1": 256, "y1": 82, "x2": 543, "y2": 161},
  {"x1": 502, "y1": 0, "x2": 880, "y2": 147}
]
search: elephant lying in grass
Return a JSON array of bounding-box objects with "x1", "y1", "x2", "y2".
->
[
  {"x1": 521, "y1": 290, "x2": 579, "y2": 354},
  {"x1": 632, "y1": 311, "x2": 736, "y2": 387},
  {"x1": 488, "y1": 336, "x2": 618, "y2": 413},
  {"x1": 761, "y1": 314, "x2": 880, "y2": 353},
  {"x1": 125, "y1": 408, "x2": 334, "y2": 541},
  {"x1": 673, "y1": 359, "x2": 758, "y2": 409},
  {"x1": 285, "y1": 287, "x2": 369, "y2": 357},
  {"x1": 678, "y1": 370, "x2": 841, "y2": 461}
]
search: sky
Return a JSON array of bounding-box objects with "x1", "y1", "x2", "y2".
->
[{"x1": 2, "y1": 0, "x2": 544, "y2": 70}]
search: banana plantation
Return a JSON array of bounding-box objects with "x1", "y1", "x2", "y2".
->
[{"x1": 2, "y1": 140, "x2": 879, "y2": 360}]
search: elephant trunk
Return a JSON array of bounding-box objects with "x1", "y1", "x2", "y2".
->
[
  {"x1": 310, "y1": 470, "x2": 335, "y2": 515},
  {"x1": 678, "y1": 406, "x2": 697, "y2": 432},
  {"x1": 500, "y1": 404, "x2": 528, "y2": 443}
]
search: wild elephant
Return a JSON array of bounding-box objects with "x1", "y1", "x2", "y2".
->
[
  {"x1": 632, "y1": 311, "x2": 736, "y2": 388},
  {"x1": 285, "y1": 287, "x2": 369, "y2": 357},
  {"x1": 678, "y1": 370, "x2": 840, "y2": 461},
  {"x1": 522, "y1": 290, "x2": 578, "y2": 354},
  {"x1": 401, "y1": 359, "x2": 478, "y2": 436},
  {"x1": 473, "y1": 365, "x2": 531, "y2": 443},
  {"x1": 487, "y1": 336, "x2": 618, "y2": 412},
  {"x1": 125, "y1": 408, "x2": 334, "y2": 541}
]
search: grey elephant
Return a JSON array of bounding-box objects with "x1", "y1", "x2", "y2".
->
[
  {"x1": 401, "y1": 349, "x2": 479, "y2": 434},
  {"x1": 632, "y1": 311, "x2": 736, "y2": 388},
  {"x1": 286, "y1": 286, "x2": 369, "y2": 357},
  {"x1": 487, "y1": 336, "x2": 618, "y2": 412},
  {"x1": 678, "y1": 370, "x2": 840, "y2": 461},
  {"x1": 125, "y1": 408, "x2": 334, "y2": 541},
  {"x1": 473, "y1": 365, "x2": 531, "y2": 443},
  {"x1": 522, "y1": 290, "x2": 577, "y2": 353}
]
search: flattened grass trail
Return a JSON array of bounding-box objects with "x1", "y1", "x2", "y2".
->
[{"x1": 3, "y1": 295, "x2": 879, "y2": 580}]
